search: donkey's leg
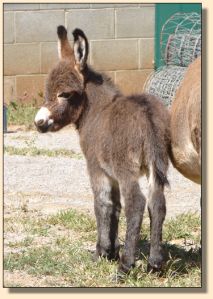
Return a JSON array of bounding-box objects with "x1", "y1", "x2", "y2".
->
[
  {"x1": 118, "y1": 179, "x2": 146, "y2": 273},
  {"x1": 91, "y1": 172, "x2": 121, "y2": 261},
  {"x1": 147, "y1": 169, "x2": 166, "y2": 271}
]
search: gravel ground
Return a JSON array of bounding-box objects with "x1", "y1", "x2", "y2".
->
[{"x1": 4, "y1": 127, "x2": 201, "y2": 219}]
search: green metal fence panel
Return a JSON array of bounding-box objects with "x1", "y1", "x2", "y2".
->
[{"x1": 155, "y1": 3, "x2": 201, "y2": 69}]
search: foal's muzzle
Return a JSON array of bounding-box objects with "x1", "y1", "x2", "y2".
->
[
  {"x1": 34, "y1": 107, "x2": 53, "y2": 133},
  {"x1": 34, "y1": 119, "x2": 52, "y2": 133}
]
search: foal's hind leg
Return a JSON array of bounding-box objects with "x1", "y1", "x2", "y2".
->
[
  {"x1": 90, "y1": 170, "x2": 121, "y2": 260},
  {"x1": 147, "y1": 168, "x2": 166, "y2": 271},
  {"x1": 118, "y1": 179, "x2": 146, "y2": 273}
]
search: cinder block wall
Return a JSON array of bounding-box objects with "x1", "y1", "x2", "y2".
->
[{"x1": 4, "y1": 3, "x2": 155, "y2": 105}]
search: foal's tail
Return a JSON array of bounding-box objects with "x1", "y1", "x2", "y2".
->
[
  {"x1": 152, "y1": 158, "x2": 169, "y2": 187},
  {"x1": 148, "y1": 123, "x2": 170, "y2": 188},
  {"x1": 135, "y1": 93, "x2": 170, "y2": 188}
]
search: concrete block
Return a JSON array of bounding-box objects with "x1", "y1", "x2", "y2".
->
[
  {"x1": 41, "y1": 42, "x2": 59, "y2": 74},
  {"x1": 41, "y1": 40, "x2": 90, "y2": 73},
  {"x1": 90, "y1": 39, "x2": 138, "y2": 71},
  {"x1": 16, "y1": 75, "x2": 46, "y2": 103},
  {"x1": 4, "y1": 4, "x2": 40, "y2": 11},
  {"x1": 66, "y1": 9, "x2": 114, "y2": 40},
  {"x1": 4, "y1": 44, "x2": 40, "y2": 76},
  {"x1": 40, "y1": 4, "x2": 90, "y2": 9},
  {"x1": 116, "y1": 7, "x2": 155, "y2": 38},
  {"x1": 102, "y1": 71, "x2": 115, "y2": 83},
  {"x1": 90, "y1": 4, "x2": 139, "y2": 8},
  {"x1": 115, "y1": 70, "x2": 153, "y2": 95},
  {"x1": 139, "y1": 4, "x2": 155, "y2": 7},
  {"x1": 16, "y1": 11, "x2": 65, "y2": 43},
  {"x1": 4, "y1": 12, "x2": 14, "y2": 43},
  {"x1": 4, "y1": 76, "x2": 16, "y2": 104},
  {"x1": 140, "y1": 38, "x2": 154, "y2": 69}
]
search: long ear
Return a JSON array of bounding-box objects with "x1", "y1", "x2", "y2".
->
[
  {"x1": 72, "y1": 28, "x2": 89, "y2": 72},
  {"x1": 57, "y1": 25, "x2": 74, "y2": 62}
]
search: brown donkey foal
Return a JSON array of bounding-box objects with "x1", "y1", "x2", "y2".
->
[{"x1": 34, "y1": 26, "x2": 170, "y2": 275}]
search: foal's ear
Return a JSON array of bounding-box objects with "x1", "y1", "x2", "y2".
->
[
  {"x1": 72, "y1": 28, "x2": 89, "y2": 73},
  {"x1": 57, "y1": 25, "x2": 74, "y2": 62}
]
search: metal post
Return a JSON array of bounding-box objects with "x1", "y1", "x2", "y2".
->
[{"x1": 3, "y1": 104, "x2": 7, "y2": 133}]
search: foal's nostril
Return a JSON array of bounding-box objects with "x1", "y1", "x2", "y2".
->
[
  {"x1": 34, "y1": 119, "x2": 49, "y2": 133},
  {"x1": 36, "y1": 119, "x2": 45, "y2": 127}
]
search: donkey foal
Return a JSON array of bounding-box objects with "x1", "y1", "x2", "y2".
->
[{"x1": 34, "y1": 26, "x2": 170, "y2": 275}]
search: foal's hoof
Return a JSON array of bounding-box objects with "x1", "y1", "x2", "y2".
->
[
  {"x1": 118, "y1": 261, "x2": 134, "y2": 275},
  {"x1": 91, "y1": 252, "x2": 100, "y2": 262},
  {"x1": 91, "y1": 249, "x2": 120, "y2": 262},
  {"x1": 111, "y1": 271, "x2": 127, "y2": 283},
  {"x1": 147, "y1": 257, "x2": 164, "y2": 273}
]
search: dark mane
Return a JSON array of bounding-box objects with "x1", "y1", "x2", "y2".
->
[{"x1": 85, "y1": 65, "x2": 121, "y2": 94}]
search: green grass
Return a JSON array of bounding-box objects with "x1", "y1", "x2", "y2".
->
[
  {"x1": 7, "y1": 100, "x2": 39, "y2": 129},
  {"x1": 5, "y1": 245, "x2": 76, "y2": 276},
  {"x1": 47, "y1": 209, "x2": 97, "y2": 242},
  {"x1": 8, "y1": 237, "x2": 34, "y2": 249},
  {"x1": 4, "y1": 209, "x2": 201, "y2": 287},
  {"x1": 21, "y1": 217, "x2": 51, "y2": 237},
  {"x1": 47, "y1": 209, "x2": 96, "y2": 232},
  {"x1": 4, "y1": 146, "x2": 83, "y2": 159},
  {"x1": 164, "y1": 213, "x2": 201, "y2": 241}
]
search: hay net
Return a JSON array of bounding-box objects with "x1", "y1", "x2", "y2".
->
[{"x1": 144, "y1": 12, "x2": 201, "y2": 106}]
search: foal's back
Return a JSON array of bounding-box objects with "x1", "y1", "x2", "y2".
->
[{"x1": 80, "y1": 92, "x2": 170, "y2": 182}]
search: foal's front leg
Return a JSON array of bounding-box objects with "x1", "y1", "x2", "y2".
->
[{"x1": 91, "y1": 172, "x2": 121, "y2": 260}]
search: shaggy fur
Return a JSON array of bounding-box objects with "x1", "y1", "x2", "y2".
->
[{"x1": 35, "y1": 26, "x2": 171, "y2": 274}]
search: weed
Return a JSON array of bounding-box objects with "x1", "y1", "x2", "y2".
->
[
  {"x1": 7, "y1": 101, "x2": 38, "y2": 129},
  {"x1": 4, "y1": 146, "x2": 83, "y2": 159}
]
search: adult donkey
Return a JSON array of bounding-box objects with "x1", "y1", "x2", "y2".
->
[
  {"x1": 34, "y1": 26, "x2": 170, "y2": 274},
  {"x1": 170, "y1": 56, "x2": 201, "y2": 184}
]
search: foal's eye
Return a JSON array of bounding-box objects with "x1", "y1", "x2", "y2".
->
[{"x1": 58, "y1": 92, "x2": 73, "y2": 99}]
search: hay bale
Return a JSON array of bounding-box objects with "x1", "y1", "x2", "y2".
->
[
  {"x1": 165, "y1": 33, "x2": 201, "y2": 67},
  {"x1": 144, "y1": 12, "x2": 201, "y2": 106},
  {"x1": 144, "y1": 66, "x2": 187, "y2": 106},
  {"x1": 160, "y1": 12, "x2": 201, "y2": 67}
]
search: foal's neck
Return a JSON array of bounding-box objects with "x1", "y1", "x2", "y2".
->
[{"x1": 75, "y1": 68, "x2": 121, "y2": 132}]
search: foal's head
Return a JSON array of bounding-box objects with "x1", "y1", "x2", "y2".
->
[{"x1": 34, "y1": 26, "x2": 89, "y2": 132}]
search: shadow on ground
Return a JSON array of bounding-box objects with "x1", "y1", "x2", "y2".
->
[{"x1": 137, "y1": 239, "x2": 201, "y2": 276}]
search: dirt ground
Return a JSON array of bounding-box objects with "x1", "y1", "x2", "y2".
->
[{"x1": 4, "y1": 126, "x2": 201, "y2": 219}]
